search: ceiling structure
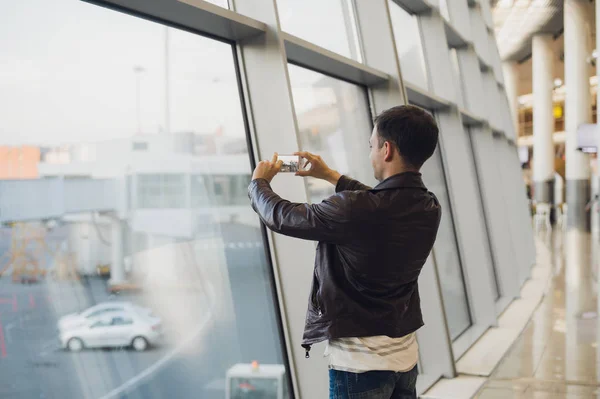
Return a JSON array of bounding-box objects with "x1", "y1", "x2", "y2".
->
[
  {"x1": 492, "y1": 0, "x2": 564, "y2": 62},
  {"x1": 492, "y1": 0, "x2": 596, "y2": 97}
]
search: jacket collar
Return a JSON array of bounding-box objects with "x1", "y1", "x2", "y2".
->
[{"x1": 371, "y1": 172, "x2": 426, "y2": 191}]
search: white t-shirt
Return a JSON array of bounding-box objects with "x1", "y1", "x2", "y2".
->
[{"x1": 324, "y1": 333, "x2": 418, "y2": 373}]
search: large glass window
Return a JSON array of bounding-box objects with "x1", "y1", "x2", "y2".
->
[
  {"x1": 419, "y1": 125, "x2": 472, "y2": 340},
  {"x1": 0, "y1": 1, "x2": 291, "y2": 398},
  {"x1": 276, "y1": 0, "x2": 362, "y2": 61},
  {"x1": 287, "y1": 65, "x2": 376, "y2": 203},
  {"x1": 388, "y1": 1, "x2": 429, "y2": 90}
]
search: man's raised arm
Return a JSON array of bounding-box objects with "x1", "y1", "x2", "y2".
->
[{"x1": 294, "y1": 151, "x2": 372, "y2": 192}]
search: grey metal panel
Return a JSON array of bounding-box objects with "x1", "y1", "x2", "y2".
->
[
  {"x1": 443, "y1": 18, "x2": 470, "y2": 49},
  {"x1": 437, "y1": 111, "x2": 497, "y2": 349},
  {"x1": 418, "y1": 10, "x2": 457, "y2": 102},
  {"x1": 391, "y1": 0, "x2": 433, "y2": 14},
  {"x1": 445, "y1": 0, "x2": 473, "y2": 42},
  {"x1": 84, "y1": 0, "x2": 266, "y2": 41},
  {"x1": 482, "y1": 71, "x2": 502, "y2": 131},
  {"x1": 496, "y1": 137, "x2": 535, "y2": 286},
  {"x1": 489, "y1": 32, "x2": 505, "y2": 85},
  {"x1": 353, "y1": 0, "x2": 407, "y2": 109},
  {"x1": 479, "y1": 56, "x2": 492, "y2": 72},
  {"x1": 460, "y1": 108, "x2": 484, "y2": 126},
  {"x1": 469, "y1": 127, "x2": 520, "y2": 300},
  {"x1": 417, "y1": 255, "x2": 456, "y2": 379},
  {"x1": 456, "y1": 46, "x2": 487, "y2": 119},
  {"x1": 418, "y1": 0, "x2": 499, "y2": 351},
  {"x1": 469, "y1": 5, "x2": 491, "y2": 67},
  {"x1": 479, "y1": 0, "x2": 494, "y2": 29},
  {"x1": 405, "y1": 82, "x2": 451, "y2": 110},
  {"x1": 498, "y1": 87, "x2": 516, "y2": 140},
  {"x1": 508, "y1": 142, "x2": 536, "y2": 273},
  {"x1": 282, "y1": 32, "x2": 389, "y2": 86}
]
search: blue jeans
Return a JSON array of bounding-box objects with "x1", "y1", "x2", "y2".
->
[{"x1": 329, "y1": 366, "x2": 418, "y2": 399}]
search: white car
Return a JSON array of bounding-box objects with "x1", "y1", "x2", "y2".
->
[
  {"x1": 57, "y1": 301, "x2": 155, "y2": 331},
  {"x1": 59, "y1": 310, "x2": 162, "y2": 352}
]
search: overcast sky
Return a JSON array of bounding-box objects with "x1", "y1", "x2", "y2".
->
[{"x1": 0, "y1": 0, "x2": 366, "y2": 146}]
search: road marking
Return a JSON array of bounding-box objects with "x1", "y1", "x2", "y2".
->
[
  {"x1": 97, "y1": 311, "x2": 212, "y2": 399},
  {"x1": 0, "y1": 314, "x2": 7, "y2": 358}
]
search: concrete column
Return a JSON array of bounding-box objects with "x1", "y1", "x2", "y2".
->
[
  {"x1": 109, "y1": 218, "x2": 126, "y2": 286},
  {"x1": 565, "y1": 0, "x2": 592, "y2": 231},
  {"x1": 502, "y1": 61, "x2": 519, "y2": 134},
  {"x1": 532, "y1": 35, "x2": 555, "y2": 207}
]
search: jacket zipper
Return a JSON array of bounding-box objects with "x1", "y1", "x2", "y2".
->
[
  {"x1": 302, "y1": 344, "x2": 312, "y2": 358},
  {"x1": 304, "y1": 273, "x2": 321, "y2": 359}
]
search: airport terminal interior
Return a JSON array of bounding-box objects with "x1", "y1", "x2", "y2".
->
[{"x1": 1, "y1": 0, "x2": 600, "y2": 398}]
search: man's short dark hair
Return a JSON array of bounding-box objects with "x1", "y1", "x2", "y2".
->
[{"x1": 374, "y1": 105, "x2": 439, "y2": 169}]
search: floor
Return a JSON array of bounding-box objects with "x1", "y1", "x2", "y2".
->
[{"x1": 476, "y1": 229, "x2": 600, "y2": 398}]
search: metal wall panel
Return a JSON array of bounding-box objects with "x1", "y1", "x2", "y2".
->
[
  {"x1": 444, "y1": 0, "x2": 473, "y2": 43},
  {"x1": 436, "y1": 111, "x2": 498, "y2": 357},
  {"x1": 496, "y1": 137, "x2": 536, "y2": 286},
  {"x1": 416, "y1": 0, "x2": 498, "y2": 356},
  {"x1": 469, "y1": 128, "x2": 520, "y2": 300},
  {"x1": 470, "y1": 5, "x2": 491, "y2": 67},
  {"x1": 456, "y1": 46, "x2": 487, "y2": 118}
]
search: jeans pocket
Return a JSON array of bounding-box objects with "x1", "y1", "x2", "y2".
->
[
  {"x1": 346, "y1": 371, "x2": 393, "y2": 399},
  {"x1": 394, "y1": 365, "x2": 418, "y2": 397}
]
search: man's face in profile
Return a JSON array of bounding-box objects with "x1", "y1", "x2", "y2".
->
[{"x1": 369, "y1": 127, "x2": 385, "y2": 182}]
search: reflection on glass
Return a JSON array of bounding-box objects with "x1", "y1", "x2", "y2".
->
[
  {"x1": 287, "y1": 65, "x2": 376, "y2": 203},
  {"x1": 276, "y1": 0, "x2": 362, "y2": 61},
  {"x1": 389, "y1": 1, "x2": 429, "y2": 90},
  {"x1": 421, "y1": 145, "x2": 472, "y2": 340},
  {"x1": 0, "y1": 1, "x2": 290, "y2": 398}
]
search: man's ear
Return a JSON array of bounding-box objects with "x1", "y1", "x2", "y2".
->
[{"x1": 384, "y1": 141, "x2": 394, "y2": 162}]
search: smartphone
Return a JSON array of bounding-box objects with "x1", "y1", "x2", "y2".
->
[{"x1": 277, "y1": 154, "x2": 305, "y2": 173}]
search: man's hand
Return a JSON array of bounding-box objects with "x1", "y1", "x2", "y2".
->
[
  {"x1": 294, "y1": 151, "x2": 341, "y2": 185},
  {"x1": 252, "y1": 153, "x2": 283, "y2": 183}
]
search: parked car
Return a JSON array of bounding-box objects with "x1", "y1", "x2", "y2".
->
[
  {"x1": 59, "y1": 310, "x2": 162, "y2": 352},
  {"x1": 57, "y1": 301, "x2": 155, "y2": 331}
]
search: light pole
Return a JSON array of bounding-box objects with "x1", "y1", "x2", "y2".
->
[{"x1": 133, "y1": 65, "x2": 145, "y2": 134}]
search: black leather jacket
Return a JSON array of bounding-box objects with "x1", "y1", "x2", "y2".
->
[{"x1": 248, "y1": 172, "x2": 441, "y2": 357}]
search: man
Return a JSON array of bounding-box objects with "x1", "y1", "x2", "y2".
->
[{"x1": 248, "y1": 105, "x2": 441, "y2": 398}]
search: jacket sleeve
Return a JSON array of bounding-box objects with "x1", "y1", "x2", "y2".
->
[
  {"x1": 248, "y1": 179, "x2": 354, "y2": 243},
  {"x1": 335, "y1": 175, "x2": 372, "y2": 192}
]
